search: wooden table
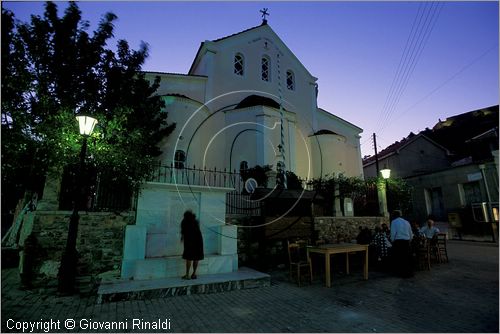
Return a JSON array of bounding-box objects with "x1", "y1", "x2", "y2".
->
[{"x1": 307, "y1": 243, "x2": 369, "y2": 288}]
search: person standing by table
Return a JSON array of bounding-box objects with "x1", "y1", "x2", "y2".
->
[{"x1": 390, "y1": 210, "x2": 414, "y2": 278}]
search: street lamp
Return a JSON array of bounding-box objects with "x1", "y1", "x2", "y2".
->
[
  {"x1": 381, "y1": 167, "x2": 391, "y2": 213},
  {"x1": 380, "y1": 168, "x2": 391, "y2": 180},
  {"x1": 58, "y1": 115, "x2": 97, "y2": 294}
]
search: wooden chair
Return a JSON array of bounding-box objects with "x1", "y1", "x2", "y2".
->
[
  {"x1": 287, "y1": 240, "x2": 312, "y2": 286},
  {"x1": 429, "y1": 235, "x2": 440, "y2": 264},
  {"x1": 415, "y1": 236, "x2": 431, "y2": 271},
  {"x1": 435, "y1": 233, "x2": 449, "y2": 263}
]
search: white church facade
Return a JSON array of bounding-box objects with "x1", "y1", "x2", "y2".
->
[
  {"x1": 148, "y1": 21, "x2": 364, "y2": 181},
  {"x1": 119, "y1": 20, "x2": 365, "y2": 280}
]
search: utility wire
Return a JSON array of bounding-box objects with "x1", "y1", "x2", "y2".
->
[
  {"x1": 378, "y1": 2, "x2": 443, "y2": 131},
  {"x1": 379, "y1": 2, "x2": 444, "y2": 133},
  {"x1": 362, "y1": 2, "x2": 444, "y2": 155},
  {"x1": 376, "y1": 2, "x2": 426, "y2": 131},
  {"x1": 362, "y1": 36, "x2": 493, "y2": 157},
  {"x1": 386, "y1": 43, "x2": 498, "y2": 126}
]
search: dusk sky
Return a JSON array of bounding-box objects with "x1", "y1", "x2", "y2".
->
[{"x1": 4, "y1": 1, "x2": 499, "y2": 158}]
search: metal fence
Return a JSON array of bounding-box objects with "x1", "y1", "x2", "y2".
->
[
  {"x1": 59, "y1": 162, "x2": 379, "y2": 217},
  {"x1": 148, "y1": 162, "x2": 242, "y2": 189},
  {"x1": 58, "y1": 165, "x2": 133, "y2": 212},
  {"x1": 149, "y1": 163, "x2": 261, "y2": 215}
]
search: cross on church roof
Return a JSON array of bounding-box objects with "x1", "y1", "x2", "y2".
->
[{"x1": 260, "y1": 8, "x2": 269, "y2": 25}]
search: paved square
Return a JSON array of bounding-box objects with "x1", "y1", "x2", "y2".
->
[{"x1": 2, "y1": 241, "x2": 498, "y2": 332}]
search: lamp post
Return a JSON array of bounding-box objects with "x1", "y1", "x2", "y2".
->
[
  {"x1": 58, "y1": 115, "x2": 97, "y2": 294},
  {"x1": 380, "y1": 167, "x2": 391, "y2": 216},
  {"x1": 380, "y1": 168, "x2": 391, "y2": 181},
  {"x1": 478, "y1": 164, "x2": 496, "y2": 242}
]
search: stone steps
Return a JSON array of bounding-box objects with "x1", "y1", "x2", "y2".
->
[
  {"x1": 97, "y1": 267, "x2": 270, "y2": 303},
  {"x1": 121, "y1": 253, "x2": 238, "y2": 280}
]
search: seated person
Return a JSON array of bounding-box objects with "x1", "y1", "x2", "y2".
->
[
  {"x1": 419, "y1": 217, "x2": 440, "y2": 239},
  {"x1": 356, "y1": 226, "x2": 372, "y2": 245},
  {"x1": 381, "y1": 223, "x2": 390, "y2": 238},
  {"x1": 411, "y1": 221, "x2": 421, "y2": 237},
  {"x1": 371, "y1": 226, "x2": 392, "y2": 262}
]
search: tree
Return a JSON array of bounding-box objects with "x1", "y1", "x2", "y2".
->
[
  {"x1": 307, "y1": 174, "x2": 337, "y2": 215},
  {"x1": 285, "y1": 171, "x2": 303, "y2": 190},
  {"x1": 1, "y1": 2, "x2": 175, "y2": 216},
  {"x1": 240, "y1": 165, "x2": 272, "y2": 189},
  {"x1": 385, "y1": 177, "x2": 413, "y2": 216},
  {"x1": 364, "y1": 176, "x2": 413, "y2": 216},
  {"x1": 308, "y1": 174, "x2": 368, "y2": 216}
]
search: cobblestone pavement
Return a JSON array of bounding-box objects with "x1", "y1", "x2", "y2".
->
[{"x1": 2, "y1": 240, "x2": 498, "y2": 333}]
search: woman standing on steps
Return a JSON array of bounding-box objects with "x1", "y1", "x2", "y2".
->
[{"x1": 180, "y1": 210, "x2": 204, "y2": 279}]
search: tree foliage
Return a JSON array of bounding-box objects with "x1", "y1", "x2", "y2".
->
[
  {"x1": 285, "y1": 171, "x2": 303, "y2": 190},
  {"x1": 1, "y1": 2, "x2": 175, "y2": 212},
  {"x1": 240, "y1": 165, "x2": 272, "y2": 189},
  {"x1": 385, "y1": 178, "x2": 413, "y2": 215},
  {"x1": 308, "y1": 174, "x2": 370, "y2": 216},
  {"x1": 365, "y1": 177, "x2": 414, "y2": 216}
]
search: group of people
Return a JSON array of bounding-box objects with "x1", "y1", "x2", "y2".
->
[
  {"x1": 357, "y1": 211, "x2": 441, "y2": 278},
  {"x1": 180, "y1": 208, "x2": 441, "y2": 280}
]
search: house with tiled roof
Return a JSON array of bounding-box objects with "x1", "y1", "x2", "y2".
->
[
  {"x1": 363, "y1": 133, "x2": 451, "y2": 179},
  {"x1": 363, "y1": 105, "x2": 499, "y2": 236},
  {"x1": 145, "y1": 20, "x2": 364, "y2": 180}
]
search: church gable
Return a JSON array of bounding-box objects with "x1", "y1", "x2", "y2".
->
[
  {"x1": 187, "y1": 22, "x2": 319, "y2": 121},
  {"x1": 189, "y1": 23, "x2": 317, "y2": 83}
]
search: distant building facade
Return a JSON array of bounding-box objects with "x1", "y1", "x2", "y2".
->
[{"x1": 363, "y1": 106, "x2": 499, "y2": 230}]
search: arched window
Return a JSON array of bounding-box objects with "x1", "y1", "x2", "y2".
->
[
  {"x1": 174, "y1": 150, "x2": 186, "y2": 169},
  {"x1": 261, "y1": 56, "x2": 270, "y2": 82},
  {"x1": 286, "y1": 70, "x2": 295, "y2": 90},
  {"x1": 234, "y1": 53, "x2": 244, "y2": 76}
]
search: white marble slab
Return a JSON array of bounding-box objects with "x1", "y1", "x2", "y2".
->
[
  {"x1": 122, "y1": 226, "x2": 147, "y2": 260},
  {"x1": 122, "y1": 183, "x2": 239, "y2": 280}
]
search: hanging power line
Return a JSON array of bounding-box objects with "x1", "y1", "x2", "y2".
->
[
  {"x1": 376, "y1": 2, "x2": 426, "y2": 131},
  {"x1": 380, "y1": 2, "x2": 444, "y2": 128},
  {"x1": 375, "y1": 2, "x2": 444, "y2": 133},
  {"x1": 384, "y1": 43, "x2": 499, "y2": 127},
  {"x1": 366, "y1": 42, "x2": 497, "y2": 155}
]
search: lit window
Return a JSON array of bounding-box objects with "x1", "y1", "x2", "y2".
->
[
  {"x1": 174, "y1": 150, "x2": 186, "y2": 169},
  {"x1": 261, "y1": 56, "x2": 270, "y2": 82},
  {"x1": 234, "y1": 54, "x2": 244, "y2": 76},
  {"x1": 286, "y1": 70, "x2": 295, "y2": 90}
]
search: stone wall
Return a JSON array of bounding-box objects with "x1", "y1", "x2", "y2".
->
[
  {"x1": 314, "y1": 216, "x2": 389, "y2": 243},
  {"x1": 229, "y1": 215, "x2": 313, "y2": 270},
  {"x1": 263, "y1": 216, "x2": 314, "y2": 240},
  {"x1": 227, "y1": 215, "x2": 263, "y2": 267},
  {"x1": 18, "y1": 211, "x2": 134, "y2": 288}
]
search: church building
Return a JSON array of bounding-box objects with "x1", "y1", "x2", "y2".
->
[{"x1": 146, "y1": 18, "x2": 364, "y2": 181}]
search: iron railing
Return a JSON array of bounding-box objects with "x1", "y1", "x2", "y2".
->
[
  {"x1": 149, "y1": 163, "x2": 261, "y2": 215},
  {"x1": 58, "y1": 165, "x2": 133, "y2": 212},
  {"x1": 148, "y1": 162, "x2": 244, "y2": 189},
  {"x1": 226, "y1": 192, "x2": 262, "y2": 216}
]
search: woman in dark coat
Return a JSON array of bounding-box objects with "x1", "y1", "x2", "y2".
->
[{"x1": 181, "y1": 210, "x2": 204, "y2": 279}]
